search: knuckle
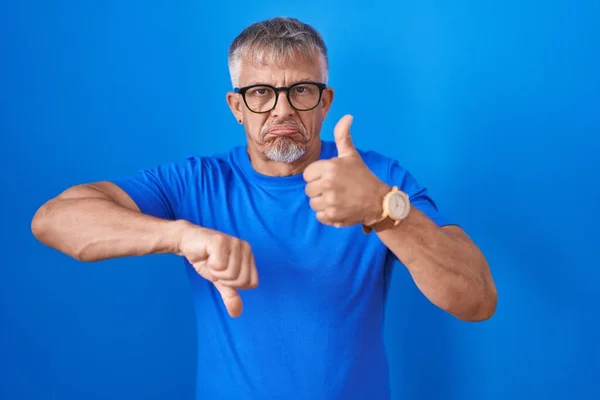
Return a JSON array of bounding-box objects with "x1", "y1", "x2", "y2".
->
[
  {"x1": 321, "y1": 179, "x2": 333, "y2": 190},
  {"x1": 207, "y1": 260, "x2": 227, "y2": 272},
  {"x1": 302, "y1": 168, "x2": 312, "y2": 182},
  {"x1": 305, "y1": 183, "x2": 315, "y2": 197},
  {"x1": 239, "y1": 276, "x2": 251, "y2": 289},
  {"x1": 309, "y1": 197, "x2": 318, "y2": 209},
  {"x1": 240, "y1": 240, "x2": 251, "y2": 252},
  {"x1": 212, "y1": 234, "x2": 227, "y2": 248},
  {"x1": 316, "y1": 211, "x2": 328, "y2": 224},
  {"x1": 325, "y1": 191, "x2": 338, "y2": 205},
  {"x1": 223, "y1": 269, "x2": 238, "y2": 281},
  {"x1": 326, "y1": 208, "x2": 339, "y2": 220}
]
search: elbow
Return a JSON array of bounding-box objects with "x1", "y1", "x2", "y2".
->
[
  {"x1": 31, "y1": 200, "x2": 91, "y2": 262},
  {"x1": 459, "y1": 299, "x2": 497, "y2": 323},
  {"x1": 458, "y1": 254, "x2": 498, "y2": 322},
  {"x1": 457, "y1": 282, "x2": 498, "y2": 322},
  {"x1": 71, "y1": 246, "x2": 102, "y2": 263},
  {"x1": 31, "y1": 201, "x2": 53, "y2": 242}
]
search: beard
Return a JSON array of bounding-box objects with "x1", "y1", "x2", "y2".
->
[
  {"x1": 264, "y1": 137, "x2": 306, "y2": 163},
  {"x1": 260, "y1": 119, "x2": 309, "y2": 164}
]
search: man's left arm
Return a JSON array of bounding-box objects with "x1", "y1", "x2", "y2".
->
[
  {"x1": 371, "y1": 180, "x2": 498, "y2": 322},
  {"x1": 303, "y1": 115, "x2": 497, "y2": 322}
]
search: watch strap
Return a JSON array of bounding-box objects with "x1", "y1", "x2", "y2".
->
[{"x1": 362, "y1": 186, "x2": 403, "y2": 234}]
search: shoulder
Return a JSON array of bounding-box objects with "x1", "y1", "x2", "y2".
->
[
  {"x1": 336, "y1": 141, "x2": 455, "y2": 227},
  {"x1": 113, "y1": 146, "x2": 243, "y2": 193},
  {"x1": 357, "y1": 148, "x2": 415, "y2": 189},
  {"x1": 160, "y1": 146, "x2": 242, "y2": 178},
  {"x1": 356, "y1": 147, "x2": 399, "y2": 177},
  {"x1": 325, "y1": 140, "x2": 430, "y2": 197}
]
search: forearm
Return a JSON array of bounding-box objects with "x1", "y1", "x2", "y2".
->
[
  {"x1": 31, "y1": 196, "x2": 184, "y2": 262},
  {"x1": 377, "y1": 208, "x2": 496, "y2": 321}
]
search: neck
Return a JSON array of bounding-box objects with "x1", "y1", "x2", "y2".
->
[{"x1": 247, "y1": 140, "x2": 322, "y2": 177}]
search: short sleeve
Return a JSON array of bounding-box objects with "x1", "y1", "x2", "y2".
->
[
  {"x1": 388, "y1": 161, "x2": 456, "y2": 228},
  {"x1": 110, "y1": 157, "x2": 199, "y2": 221}
]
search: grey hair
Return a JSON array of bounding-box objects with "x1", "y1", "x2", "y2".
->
[{"x1": 227, "y1": 17, "x2": 329, "y2": 88}]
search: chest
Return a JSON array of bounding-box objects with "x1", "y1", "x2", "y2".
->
[{"x1": 180, "y1": 174, "x2": 391, "y2": 311}]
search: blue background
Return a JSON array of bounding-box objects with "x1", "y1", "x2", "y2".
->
[{"x1": 1, "y1": 1, "x2": 598, "y2": 399}]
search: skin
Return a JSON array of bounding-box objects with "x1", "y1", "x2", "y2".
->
[
  {"x1": 225, "y1": 54, "x2": 334, "y2": 176},
  {"x1": 31, "y1": 50, "x2": 497, "y2": 322}
]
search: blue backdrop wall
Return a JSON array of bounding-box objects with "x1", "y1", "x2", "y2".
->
[{"x1": 1, "y1": 1, "x2": 598, "y2": 399}]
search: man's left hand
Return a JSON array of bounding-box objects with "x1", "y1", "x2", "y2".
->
[{"x1": 303, "y1": 114, "x2": 391, "y2": 228}]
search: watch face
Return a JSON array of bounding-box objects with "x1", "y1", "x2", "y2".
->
[{"x1": 388, "y1": 192, "x2": 409, "y2": 219}]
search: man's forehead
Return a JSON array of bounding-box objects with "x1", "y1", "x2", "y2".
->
[
  {"x1": 237, "y1": 55, "x2": 323, "y2": 86},
  {"x1": 240, "y1": 59, "x2": 321, "y2": 72},
  {"x1": 243, "y1": 76, "x2": 317, "y2": 86}
]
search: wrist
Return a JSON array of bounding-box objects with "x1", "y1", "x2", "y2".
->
[
  {"x1": 362, "y1": 184, "x2": 412, "y2": 234},
  {"x1": 165, "y1": 219, "x2": 195, "y2": 256},
  {"x1": 363, "y1": 182, "x2": 392, "y2": 226}
]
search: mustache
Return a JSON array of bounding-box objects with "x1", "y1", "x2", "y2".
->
[{"x1": 260, "y1": 119, "x2": 308, "y2": 138}]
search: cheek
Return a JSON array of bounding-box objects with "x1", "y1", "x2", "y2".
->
[
  {"x1": 299, "y1": 114, "x2": 319, "y2": 137},
  {"x1": 245, "y1": 115, "x2": 268, "y2": 140},
  {"x1": 309, "y1": 117, "x2": 323, "y2": 138}
]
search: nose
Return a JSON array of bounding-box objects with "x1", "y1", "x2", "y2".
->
[{"x1": 271, "y1": 90, "x2": 295, "y2": 117}]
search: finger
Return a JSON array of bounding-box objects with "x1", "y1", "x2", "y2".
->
[
  {"x1": 218, "y1": 245, "x2": 251, "y2": 288},
  {"x1": 316, "y1": 211, "x2": 333, "y2": 226},
  {"x1": 305, "y1": 181, "x2": 324, "y2": 198},
  {"x1": 195, "y1": 260, "x2": 217, "y2": 282},
  {"x1": 213, "y1": 282, "x2": 243, "y2": 318},
  {"x1": 315, "y1": 210, "x2": 350, "y2": 227},
  {"x1": 238, "y1": 248, "x2": 253, "y2": 288},
  {"x1": 309, "y1": 196, "x2": 326, "y2": 212},
  {"x1": 212, "y1": 240, "x2": 241, "y2": 281},
  {"x1": 334, "y1": 114, "x2": 358, "y2": 158},
  {"x1": 302, "y1": 160, "x2": 327, "y2": 183},
  {"x1": 208, "y1": 237, "x2": 230, "y2": 272},
  {"x1": 248, "y1": 252, "x2": 259, "y2": 288}
]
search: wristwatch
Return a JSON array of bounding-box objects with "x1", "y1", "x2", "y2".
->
[{"x1": 362, "y1": 186, "x2": 411, "y2": 234}]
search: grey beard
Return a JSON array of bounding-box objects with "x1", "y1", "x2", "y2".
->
[{"x1": 263, "y1": 137, "x2": 306, "y2": 164}]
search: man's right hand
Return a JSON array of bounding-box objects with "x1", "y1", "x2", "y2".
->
[{"x1": 176, "y1": 223, "x2": 258, "y2": 318}]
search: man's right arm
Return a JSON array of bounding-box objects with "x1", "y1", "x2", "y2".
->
[
  {"x1": 31, "y1": 160, "x2": 259, "y2": 317},
  {"x1": 31, "y1": 181, "x2": 187, "y2": 262}
]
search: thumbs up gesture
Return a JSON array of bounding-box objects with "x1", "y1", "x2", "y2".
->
[{"x1": 303, "y1": 114, "x2": 391, "y2": 227}]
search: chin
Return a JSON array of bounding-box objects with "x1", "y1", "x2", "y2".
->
[{"x1": 263, "y1": 136, "x2": 307, "y2": 164}]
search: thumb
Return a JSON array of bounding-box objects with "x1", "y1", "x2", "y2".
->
[
  {"x1": 334, "y1": 114, "x2": 357, "y2": 157},
  {"x1": 213, "y1": 282, "x2": 243, "y2": 318}
]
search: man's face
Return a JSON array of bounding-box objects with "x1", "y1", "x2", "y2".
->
[{"x1": 227, "y1": 55, "x2": 333, "y2": 164}]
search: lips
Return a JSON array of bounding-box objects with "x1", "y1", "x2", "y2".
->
[{"x1": 267, "y1": 125, "x2": 301, "y2": 136}]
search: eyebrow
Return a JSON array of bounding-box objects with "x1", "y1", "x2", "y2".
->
[{"x1": 244, "y1": 78, "x2": 316, "y2": 87}]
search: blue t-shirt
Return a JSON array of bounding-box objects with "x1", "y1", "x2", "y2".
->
[{"x1": 111, "y1": 140, "x2": 453, "y2": 400}]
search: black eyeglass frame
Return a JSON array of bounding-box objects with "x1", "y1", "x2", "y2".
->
[{"x1": 233, "y1": 81, "x2": 327, "y2": 113}]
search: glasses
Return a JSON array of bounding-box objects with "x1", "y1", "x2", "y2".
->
[{"x1": 234, "y1": 81, "x2": 327, "y2": 113}]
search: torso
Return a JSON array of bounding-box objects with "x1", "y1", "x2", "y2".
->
[{"x1": 177, "y1": 141, "x2": 396, "y2": 399}]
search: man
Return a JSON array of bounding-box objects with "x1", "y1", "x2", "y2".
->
[{"x1": 31, "y1": 17, "x2": 497, "y2": 400}]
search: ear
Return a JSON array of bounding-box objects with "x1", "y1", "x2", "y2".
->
[
  {"x1": 226, "y1": 92, "x2": 244, "y2": 123},
  {"x1": 320, "y1": 87, "x2": 334, "y2": 120}
]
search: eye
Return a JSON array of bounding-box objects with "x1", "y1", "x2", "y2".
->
[
  {"x1": 249, "y1": 88, "x2": 269, "y2": 96},
  {"x1": 293, "y1": 85, "x2": 312, "y2": 95}
]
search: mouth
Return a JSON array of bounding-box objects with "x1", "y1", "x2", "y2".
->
[{"x1": 267, "y1": 125, "x2": 302, "y2": 137}]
